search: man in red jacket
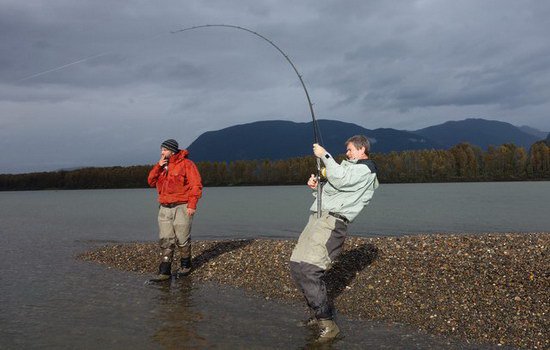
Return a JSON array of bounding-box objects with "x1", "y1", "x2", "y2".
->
[{"x1": 147, "y1": 139, "x2": 203, "y2": 281}]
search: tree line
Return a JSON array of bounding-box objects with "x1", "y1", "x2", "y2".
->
[{"x1": 1, "y1": 141, "x2": 549, "y2": 191}]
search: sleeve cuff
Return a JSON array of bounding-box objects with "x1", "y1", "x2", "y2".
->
[{"x1": 321, "y1": 152, "x2": 335, "y2": 166}]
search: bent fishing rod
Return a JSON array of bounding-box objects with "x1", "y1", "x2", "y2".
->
[
  {"x1": 16, "y1": 24, "x2": 325, "y2": 216},
  {"x1": 171, "y1": 24, "x2": 324, "y2": 216}
]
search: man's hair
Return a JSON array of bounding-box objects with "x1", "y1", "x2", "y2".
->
[{"x1": 345, "y1": 135, "x2": 371, "y2": 155}]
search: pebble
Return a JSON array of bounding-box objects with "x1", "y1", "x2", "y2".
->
[{"x1": 78, "y1": 232, "x2": 549, "y2": 349}]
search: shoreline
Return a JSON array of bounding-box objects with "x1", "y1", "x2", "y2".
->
[
  {"x1": 78, "y1": 232, "x2": 549, "y2": 349},
  {"x1": 2, "y1": 178, "x2": 550, "y2": 191}
]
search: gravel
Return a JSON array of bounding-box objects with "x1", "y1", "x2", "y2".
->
[{"x1": 78, "y1": 232, "x2": 549, "y2": 349}]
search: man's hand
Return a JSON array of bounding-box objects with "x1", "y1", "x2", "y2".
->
[
  {"x1": 307, "y1": 174, "x2": 318, "y2": 189},
  {"x1": 187, "y1": 208, "x2": 196, "y2": 216},
  {"x1": 313, "y1": 143, "x2": 327, "y2": 158},
  {"x1": 158, "y1": 156, "x2": 168, "y2": 168}
]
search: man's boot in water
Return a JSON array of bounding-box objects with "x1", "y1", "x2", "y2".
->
[
  {"x1": 177, "y1": 257, "x2": 192, "y2": 277},
  {"x1": 177, "y1": 244, "x2": 192, "y2": 277},
  {"x1": 316, "y1": 319, "x2": 340, "y2": 342},
  {"x1": 150, "y1": 261, "x2": 171, "y2": 282}
]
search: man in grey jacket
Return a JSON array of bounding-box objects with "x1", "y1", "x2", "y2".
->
[{"x1": 290, "y1": 135, "x2": 379, "y2": 342}]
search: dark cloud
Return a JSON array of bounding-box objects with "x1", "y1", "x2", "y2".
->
[{"x1": 1, "y1": 0, "x2": 550, "y2": 173}]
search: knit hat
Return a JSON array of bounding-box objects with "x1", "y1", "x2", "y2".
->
[{"x1": 161, "y1": 139, "x2": 179, "y2": 153}]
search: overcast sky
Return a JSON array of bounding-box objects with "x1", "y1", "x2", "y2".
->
[{"x1": 1, "y1": 0, "x2": 549, "y2": 173}]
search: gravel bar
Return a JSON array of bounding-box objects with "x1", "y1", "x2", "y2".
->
[{"x1": 78, "y1": 233, "x2": 549, "y2": 349}]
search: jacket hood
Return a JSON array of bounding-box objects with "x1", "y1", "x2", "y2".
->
[{"x1": 171, "y1": 149, "x2": 189, "y2": 161}]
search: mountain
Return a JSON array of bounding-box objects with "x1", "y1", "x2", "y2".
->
[
  {"x1": 187, "y1": 118, "x2": 543, "y2": 162},
  {"x1": 518, "y1": 125, "x2": 549, "y2": 140},
  {"x1": 187, "y1": 119, "x2": 441, "y2": 162},
  {"x1": 412, "y1": 118, "x2": 539, "y2": 150}
]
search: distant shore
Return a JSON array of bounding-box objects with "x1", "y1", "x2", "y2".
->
[{"x1": 78, "y1": 232, "x2": 549, "y2": 350}]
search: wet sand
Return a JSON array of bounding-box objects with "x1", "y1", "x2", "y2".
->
[{"x1": 78, "y1": 233, "x2": 549, "y2": 349}]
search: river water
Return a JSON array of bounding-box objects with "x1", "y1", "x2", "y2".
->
[{"x1": 2, "y1": 182, "x2": 547, "y2": 349}]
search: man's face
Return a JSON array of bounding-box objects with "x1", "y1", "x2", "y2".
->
[
  {"x1": 345, "y1": 142, "x2": 366, "y2": 160},
  {"x1": 161, "y1": 147, "x2": 173, "y2": 159}
]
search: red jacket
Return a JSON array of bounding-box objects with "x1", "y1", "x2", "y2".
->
[{"x1": 147, "y1": 149, "x2": 203, "y2": 209}]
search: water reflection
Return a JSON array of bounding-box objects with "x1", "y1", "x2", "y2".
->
[
  {"x1": 150, "y1": 278, "x2": 209, "y2": 349},
  {"x1": 146, "y1": 240, "x2": 256, "y2": 348}
]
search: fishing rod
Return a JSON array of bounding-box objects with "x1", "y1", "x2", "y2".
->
[
  {"x1": 171, "y1": 24, "x2": 324, "y2": 217},
  {"x1": 16, "y1": 24, "x2": 325, "y2": 216}
]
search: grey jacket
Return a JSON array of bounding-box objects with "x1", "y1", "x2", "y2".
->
[{"x1": 309, "y1": 153, "x2": 379, "y2": 222}]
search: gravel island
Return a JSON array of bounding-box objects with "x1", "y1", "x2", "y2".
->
[{"x1": 78, "y1": 233, "x2": 549, "y2": 349}]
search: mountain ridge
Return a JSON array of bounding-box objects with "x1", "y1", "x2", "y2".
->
[
  {"x1": 412, "y1": 118, "x2": 540, "y2": 150},
  {"x1": 187, "y1": 118, "x2": 544, "y2": 162},
  {"x1": 188, "y1": 119, "x2": 440, "y2": 162}
]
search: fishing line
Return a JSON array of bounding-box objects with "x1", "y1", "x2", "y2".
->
[
  {"x1": 16, "y1": 24, "x2": 323, "y2": 144},
  {"x1": 14, "y1": 32, "x2": 167, "y2": 83},
  {"x1": 15, "y1": 52, "x2": 110, "y2": 83}
]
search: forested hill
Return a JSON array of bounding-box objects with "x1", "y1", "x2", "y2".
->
[
  {"x1": 2, "y1": 141, "x2": 549, "y2": 191},
  {"x1": 187, "y1": 118, "x2": 545, "y2": 162},
  {"x1": 187, "y1": 120, "x2": 440, "y2": 162}
]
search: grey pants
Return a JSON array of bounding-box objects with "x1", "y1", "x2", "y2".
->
[
  {"x1": 158, "y1": 203, "x2": 193, "y2": 262},
  {"x1": 290, "y1": 213, "x2": 347, "y2": 319}
]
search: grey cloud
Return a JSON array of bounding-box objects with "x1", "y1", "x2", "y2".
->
[{"x1": 1, "y1": 0, "x2": 550, "y2": 173}]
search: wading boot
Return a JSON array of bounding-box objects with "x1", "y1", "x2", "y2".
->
[
  {"x1": 177, "y1": 257, "x2": 192, "y2": 277},
  {"x1": 177, "y1": 245, "x2": 192, "y2": 277},
  {"x1": 316, "y1": 319, "x2": 340, "y2": 343},
  {"x1": 150, "y1": 261, "x2": 171, "y2": 282}
]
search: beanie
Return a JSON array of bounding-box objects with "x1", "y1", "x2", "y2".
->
[{"x1": 161, "y1": 139, "x2": 179, "y2": 153}]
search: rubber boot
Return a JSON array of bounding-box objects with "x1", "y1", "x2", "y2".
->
[
  {"x1": 316, "y1": 319, "x2": 340, "y2": 342},
  {"x1": 151, "y1": 261, "x2": 171, "y2": 282},
  {"x1": 177, "y1": 245, "x2": 192, "y2": 277},
  {"x1": 177, "y1": 257, "x2": 191, "y2": 276}
]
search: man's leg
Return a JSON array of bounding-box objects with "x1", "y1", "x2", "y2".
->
[
  {"x1": 290, "y1": 214, "x2": 347, "y2": 340},
  {"x1": 290, "y1": 214, "x2": 321, "y2": 325},
  {"x1": 290, "y1": 261, "x2": 332, "y2": 319},
  {"x1": 154, "y1": 206, "x2": 177, "y2": 281},
  {"x1": 174, "y1": 204, "x2": 193, "y2": 276},
  {"x1": 290, "y1": 261, "x2": 316, "y2": 327}
]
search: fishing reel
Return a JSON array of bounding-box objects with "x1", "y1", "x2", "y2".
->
[{"x1": 320, "y1": 167, "x2": 327, "y2": 180}]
